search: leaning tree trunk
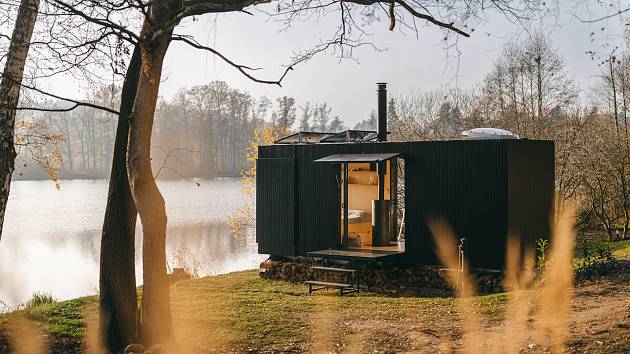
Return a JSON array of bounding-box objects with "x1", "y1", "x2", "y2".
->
[
  {"x1": 127, "y1": 18, "x2": 175, "y2": 346},
  {"x1": 0, "y1": 0, "x2": 39, "y2": 240},
  {"x1": 99, "y1": 45, "x2": 141, "y2": 352}
]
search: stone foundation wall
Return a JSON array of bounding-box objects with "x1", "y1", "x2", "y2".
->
[{"x1": 260, "y1": 257, "x2": 504, "y2": 296}]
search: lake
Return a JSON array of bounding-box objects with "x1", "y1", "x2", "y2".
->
[{"x1": 0, "y1": 178, "x2": 265, "y2": 309}]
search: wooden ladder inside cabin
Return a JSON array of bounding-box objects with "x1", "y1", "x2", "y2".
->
[{"x1": 305, "y1": 261, "x2": 359, "y2": 296}]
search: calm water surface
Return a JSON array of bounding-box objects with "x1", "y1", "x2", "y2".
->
[{"x1": 0, "y1": 178, "x2": 265, "y2": 309}]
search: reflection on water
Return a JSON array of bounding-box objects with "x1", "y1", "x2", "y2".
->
[
  {"x1": 0, "y1": 179, "x2": 265, "y2": 309},
  {"x1": 166, "y1": 223, "x2": 260, "y2": 276}
]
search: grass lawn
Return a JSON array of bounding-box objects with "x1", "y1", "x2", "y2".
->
[
  {"x1": 575, "y1": 239, "x2": 630, "y2": 260},
  {"x1": 0, "y1": 295, "x2": 98, "y2": 353},
  {"x1": 171, "y1": 271, "x2": 476, "y2": 352},
  {"x1": 1, "y1": 238, "x2": 628, "y2": 353},
  {"x1": 1, "y1": 271, "x2": 509, "y2": 353}
]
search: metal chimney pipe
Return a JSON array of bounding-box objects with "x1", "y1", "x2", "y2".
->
[
  {"x1": 373, "y1": 83, "x2": 391, "y2": 246},
  {"x1": 377, "y1": 82, "x2": 387, "y2": 142}
]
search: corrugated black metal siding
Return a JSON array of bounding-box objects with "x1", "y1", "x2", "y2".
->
[
  {"x1": 259, "y1": 144, "x2": 295, "y2": 159},
  {"x1": 256, "y1": 157, "x2": 297, "y2": 255},
  {"x1": 506, "y1": 140, "x2": 555, "y2": 254},
  {"x1": 256, "y1": 139, "x2": 554, "y2": 270},
  {"x1": 294, "y1": 144, "x2": 341, "y2": 255},
  {"x1": 403, "y1": 140, "x2": 508, "y2": 268}
]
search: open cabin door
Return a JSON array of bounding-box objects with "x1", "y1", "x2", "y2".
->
[
  {"x1": 256, "y1": 158, "x2": 296, "y2": 255},
  {"x1": 315, "y1": 153, "x2": 403, "y2": 250}
]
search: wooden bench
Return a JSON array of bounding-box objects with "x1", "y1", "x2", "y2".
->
[{"x1": 306, "y1": 266, "x2": 359, "y2": 295}]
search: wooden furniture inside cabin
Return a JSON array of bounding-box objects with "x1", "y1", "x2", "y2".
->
[{"x1": 345, "y1": 162, "x2": 390, "y2": 247}]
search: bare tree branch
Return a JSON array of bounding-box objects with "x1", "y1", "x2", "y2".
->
[
  {"x1": 576, "y1": 7, "x2": 630, "y2": 24},
  {"x1": 392, "y1": 0, "x2": 469, "y2": 37},
  {"x1": 48, "y1": 0, "x2": 140, "y2": 44},
  {"x1": 171, "y1": 35, "x2": 294, "y2": 86},
  {"x1": 0, "y1": 73, "x2": 121, "y2": 115}
]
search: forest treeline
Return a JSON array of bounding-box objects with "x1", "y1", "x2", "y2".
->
[
  {"x1": 387, "y1": 33, "x2": 629, "y2": 238},
  {"x1": 14, "y1": 82, "x2": 348, "y2": 179}
]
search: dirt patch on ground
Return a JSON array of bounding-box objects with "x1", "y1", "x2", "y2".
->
[
  {"x1": 301, "y1": 271, "x2": 630, "y2": 353},
  {"x1": 566, "y1": 272, "x2": 630, "y2": 353}
]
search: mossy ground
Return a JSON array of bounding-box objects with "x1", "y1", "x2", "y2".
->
[{"x1": 0, "y1": 296, "x2": 98, "y2": 353}]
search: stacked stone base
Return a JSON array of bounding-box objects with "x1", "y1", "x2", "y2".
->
[{"x1": 260, "y1": 257, "x2": 504, "y2": 296}]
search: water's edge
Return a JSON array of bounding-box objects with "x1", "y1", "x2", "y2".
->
[{"x1": 0, "y1": 179, "x2": 265, "y2": 307}]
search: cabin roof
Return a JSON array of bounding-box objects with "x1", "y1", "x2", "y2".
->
[
  {"x1": 319, "y1": 130, "x2": 378, "y2": 143},
  {"x1": 274, "y1": 130, "x2": 378, "y2": 144},
  {"x1": 274, "y1": 131, "x2": 333, "y2": 144},
  {"x1": 314, "y1": 152, "x2": 402, "y2": 163}
]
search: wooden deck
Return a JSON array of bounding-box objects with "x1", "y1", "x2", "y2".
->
[{"x1": 307, "y1": 248, "x2": 404, "y2": 262}]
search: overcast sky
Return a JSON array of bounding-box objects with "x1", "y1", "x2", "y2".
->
[{"x1": 47, "y1": 2, "x2": 628, "y2": 128}]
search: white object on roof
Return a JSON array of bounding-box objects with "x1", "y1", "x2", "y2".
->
[{"x1": 461, "y1": 128, "x2": 520, "y2": 140}]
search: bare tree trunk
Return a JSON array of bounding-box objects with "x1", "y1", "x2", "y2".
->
[
  {"x1": 529, "y1": 71, "x2": 536, "y2": 136},
  {"x1": 536, "y1": 56, "x2": 544, "y2": 133},
  {"x1": 511, "y1": 72, "x2": 520, "y2": 132},
  {"x1": 127, "y1": 18, "x2": 174, "y2": 346},
  {"x1": 610, "y1": 58, "x2": 620, "y2": 140},
  {"x1": 0, "y1": 0, "x2": 39, "y2": 239},
  {"x1": 61, "y1": 116, "x2": 74, "y2": 172},
  {"x1": 99, "y1": 45, "x2": 141, "y2": 353},
  {"x1": 620, "y1": 71, "x2": 630, "y2": 240}
]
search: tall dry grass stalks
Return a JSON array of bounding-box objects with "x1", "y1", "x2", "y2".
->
[
  {"x1": 428, "y1": 219, "x2": 484, "y2": 354},
  {"x1": 502, "y1": 236, "x2": 536, "y2": 353},
  {"x1": 7, "y1": 316, "x2": 45, "y2": 354},
  {"x1": 428, "y1": 205, "x2": 576, "y2": 353},
  {"x1": 532, "y1": 206, "x2": 575, "y2": 352}
]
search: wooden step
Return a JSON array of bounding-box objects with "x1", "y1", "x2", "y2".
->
[
  {"x1": 311, "y1": 266, "x2": 356, "y2": 273},
  {"x1": 305, "y1": 280, "x2": 352, "y2": 289},
  {"x1": 306, "y1": 279, "x2": 359, "y2": 296}
]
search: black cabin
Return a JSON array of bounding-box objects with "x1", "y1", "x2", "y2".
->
[{"x1": 256, "y1": 85, "x2": 554, "y2": 270}]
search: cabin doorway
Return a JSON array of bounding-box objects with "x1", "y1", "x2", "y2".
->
[{"x1": 329, "y1": 155, "x2": 405, "y2": 253}]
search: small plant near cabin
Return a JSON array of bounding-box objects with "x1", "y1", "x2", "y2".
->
[{"x1": 536, "y1": 238, "x2": 549, "y2": 272}]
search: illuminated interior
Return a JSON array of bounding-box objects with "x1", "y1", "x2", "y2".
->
[{"x1": 340, "y1": 161, "x2": 404, "y2": 252}]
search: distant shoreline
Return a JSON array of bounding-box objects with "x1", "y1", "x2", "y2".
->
[{"x1": 12, "y1": 175, "x2": 241, "y2": 182}]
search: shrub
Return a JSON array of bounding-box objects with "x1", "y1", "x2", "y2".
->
[
  {"x1": 574, "y1": 244, "x2": 618, "y2": 279},
  {"x1": 25, "y1": 292, "x2": 55, "y2": 309}
]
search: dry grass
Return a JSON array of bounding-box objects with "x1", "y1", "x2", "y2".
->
[
  {"x1": 427, "y1": 207, "x2": 577, "y2": 353},
  {"x1": 1, "y1": 214, "x2": 629, "y2": 353}
]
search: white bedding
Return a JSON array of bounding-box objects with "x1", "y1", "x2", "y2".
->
[{"x1": 344, "y1": 209, "x2": 371, "y2": 224}]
